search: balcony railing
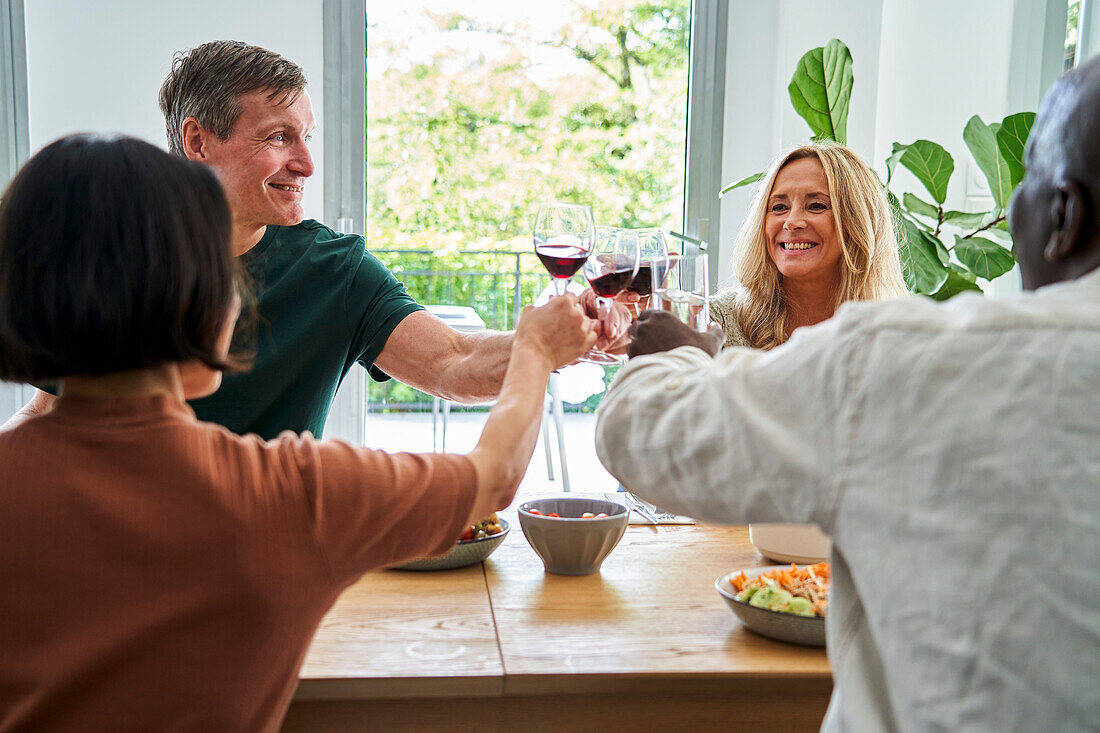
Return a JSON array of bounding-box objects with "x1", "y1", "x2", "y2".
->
[
  {"x1": 367, "y1": 248, "x2": 555, "y2": 410},
  {"x1": 372, "y1": 248, "x2": 551, "y2": 332}
]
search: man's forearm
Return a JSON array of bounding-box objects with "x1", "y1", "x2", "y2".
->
[{"x1": 435, "y1": 330, "x2": 514, "y2": 404}]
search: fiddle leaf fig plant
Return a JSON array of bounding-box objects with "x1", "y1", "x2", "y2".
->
[
  {"x1": 788, "y1": 38, "x2": 854, "y2": 145},
  {"x1": 720, "y1": 39, "x2": 1035, "y2": 299}
]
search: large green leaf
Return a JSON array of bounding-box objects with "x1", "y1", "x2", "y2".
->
[
  {"x1": 932, "y1": 269, "x2": 984, "y2": 300},
  {"x1": 788, "y1": 38, "x2": 853, "y2": 144},
  {"x1": 899, "y1": 218, "x2": 949, "y2": 294},
  {"x1": 954, "y1": 236, "x2": 1015, "y2": 280},
  {"x1": 885, "y1": 142, "x2": 907, "y2": 187},
  {"x1": 948, "y1": 262, "x2": 978, "y2": 283},
  {"x1": 903, "y1": 192, "x2": 940, "y2": 220},
  {"x1": 899, "y1": 140, "x2": 954, "y2": 204},
  {"x1": 719, "y1": 171, "x2": 765, "y2": 197},
  {"x1": 963, "y1": 115, "x2": 1013, "y2": 208},
  {"x1": 942, "y1": 209, "x2": 990, "y2": 228},
  {"x1": 996, "y1": 112, "x2": 1035, "y2": 187}
]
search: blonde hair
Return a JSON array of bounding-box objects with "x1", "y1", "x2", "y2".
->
[{"x1": 730, "y1": 142, "x2": 907, "y2": 350}]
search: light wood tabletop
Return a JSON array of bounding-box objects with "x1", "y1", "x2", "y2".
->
[{"x1": 284, "y1": 494, "x2": 832, "y2": 732}]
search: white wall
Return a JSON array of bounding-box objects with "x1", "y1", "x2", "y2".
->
[
  {"x1": 23, "y1": 0, "x2": 325, "y2": 221},
  {"x1": 719, "y1": 0, "x2": 886, "y2": 289},
  {"x1": 717, "y1": 0, "x2": 1065, "y2": 295}
]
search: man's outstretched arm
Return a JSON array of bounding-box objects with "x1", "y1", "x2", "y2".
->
[
  {"x1": 373, "y1": 297, "x2": 632, "y2": 404},
  {"x1": 373, "y1": 311, "x2": 514, "y2": 404}
]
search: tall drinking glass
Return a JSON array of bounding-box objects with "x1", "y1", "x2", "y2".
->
[
  {"x1": 534, "y1": 204, "x2": 595, "y2": 296},
  {"x1": 654, "y1": 241, "x2": 710, "y2": 331}
]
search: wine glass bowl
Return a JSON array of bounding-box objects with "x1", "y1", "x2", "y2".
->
[
  {"x1": 580, "y1": 227, "x2": 639, "y2": 364},
  {"x1": 627, "y1": 228, "x2": 670, "y2": 310},
  {"x1": 534, "y1": 204, "x2": 595, "y2": 296},
  {"x1": 584, "y1": 227, "x2": 640, "y2": 307}
]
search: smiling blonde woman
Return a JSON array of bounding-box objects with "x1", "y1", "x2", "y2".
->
[{"x1": 712, "y1": 142, "x2": 907, "y2": 350}]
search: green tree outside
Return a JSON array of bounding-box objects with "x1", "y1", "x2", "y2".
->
[{"x1": 365, "y1": 1, "x2": 690, "y2": 410}]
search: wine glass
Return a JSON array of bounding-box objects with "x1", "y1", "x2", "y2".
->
[
  {"x1": 578, "y1": 227, "x2": 639, "y2": 365},
  {"x1": 625, "y1": 228, "x2": 669, "y2": 311},
  {"x1": 534, "y1": 203, "x2": 595, "y2": 297},
  {"x1": 584, "y1": 227, "x2": 640, "y2": 316}
]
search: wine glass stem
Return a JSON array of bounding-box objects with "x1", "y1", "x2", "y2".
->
[
  {"x1": 596, "y1": 295, "x2": 612, "y2": 319},
  {"x1": 553, "y1": 277, "x2": 568, "y2": 297}
]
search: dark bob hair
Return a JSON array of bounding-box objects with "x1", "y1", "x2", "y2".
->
[{"x1": 0, "y1": 134, "x2": 240, "y2": 382}]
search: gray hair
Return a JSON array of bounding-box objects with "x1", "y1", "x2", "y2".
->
[{"x1": 158, "y1": 40, "x2": 307, "y2": 156}]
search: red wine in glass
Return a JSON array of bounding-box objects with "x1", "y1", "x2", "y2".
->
[
  {"x1": 589, "y1": 268, "x2": 637, "y2": 297},
  {"x1": 580, "y1": 230, "x2": 639, "y2": 365},
  {"x1": 626, "y1": 263, "x2": 654, "y2": 296},
  {"x1": 534, "y1": 204, "x2": 595, "y2": 296},
  {"x1": 626, "y1": 258, "x2": 672, "y2": 297},
  {"x1": 536, "y1": 243, "x2": 590, "y2": 280},
  {"x1": 630, "y1": 230, "x2": 671, "y2": 307},
  {"x1": 584, "y1": 238, "x2": 639, "y2": 305}
]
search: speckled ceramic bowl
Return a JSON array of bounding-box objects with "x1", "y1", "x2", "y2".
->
[
  {"x1": 715, "y1": 566, "x2": 826, "y2": 647},
  {"x1": 518, "y1": 498, "x2": 629, "y2": 576},
  {"x1": 394, "y1": 518, "x2": 510, "y2": 571}
]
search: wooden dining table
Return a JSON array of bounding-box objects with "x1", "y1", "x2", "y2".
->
[{"x1": 281, "y1": 494, "x2": 832, "y2": 732}]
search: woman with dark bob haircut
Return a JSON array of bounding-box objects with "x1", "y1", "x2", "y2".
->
[{"x1": 0, "y1": 134, "x2": 596, "y2": 731}]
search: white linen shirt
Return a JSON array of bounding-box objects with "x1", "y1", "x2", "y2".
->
[{"x1": 595, "y1": 269, "x2": 1100, "y2": 732}]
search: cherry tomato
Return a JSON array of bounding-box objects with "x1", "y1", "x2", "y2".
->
[
  {"x1": 527, "y1": 508, "x2": 543, "y2": 516},
  {"x1": 547, "y1": 512, "x2": 562, "y2": 518},
  {"x1": 459, "y1": 527, "x2": 475, "y2": 541},
  {"x1": 581, "y1": 512, "x2": 595, "y2": 518},
  {"x1": 596, "y1": 513, "x2": 609, "y2": 518}
]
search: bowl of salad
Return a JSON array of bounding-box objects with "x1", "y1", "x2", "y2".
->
[
  {"x1": 394, "y1": 515, "x2": 509, "y2": 571},
  {"x1": 715, "y1": 563, "x2": 828, "y2": 647}
]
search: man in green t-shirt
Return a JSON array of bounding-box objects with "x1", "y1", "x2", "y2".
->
[{"x1": 9, "y1": 41, "x2": 623, "y2": 439}]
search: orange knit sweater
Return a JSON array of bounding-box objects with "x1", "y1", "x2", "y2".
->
[{"x1": 0, "y1": 394, "x2": 477, "y2": 732}]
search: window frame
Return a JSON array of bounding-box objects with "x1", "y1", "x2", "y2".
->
[
  {"x1": 684, "y1": 0, "x2": 728, "y2": 290},
  {"x1": 0, "y1": 0, "x2": 32, "y2": 422},
  {"x1": 1, "y1": 0, "x2": 28, "y2": 187}
]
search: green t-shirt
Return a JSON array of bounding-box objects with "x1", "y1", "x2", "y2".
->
[{"x1": 189, "y1": 220, "x2": 422, "y2": 439}]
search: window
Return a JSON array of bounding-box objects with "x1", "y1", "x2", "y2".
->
[
  {"x1": 364, "y1": 1, "x2": 693, "y2": 412},
  {"x1": 323, "y1": 0, "x2": 724, "y2": 450},
  {"x1": 366, "y1": 1, "x2": 691, "y2": 252},
  {"x1": 1066, "y1": 0, "x2": 1081, "y2": 70}
]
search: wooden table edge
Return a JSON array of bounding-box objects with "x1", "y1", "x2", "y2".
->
[
  {"x1": 500, "y1": 670, "x2": 832, "y2": 697},
  {"x1": 294, "y1": 674, "x2": 504, "y2": 701}
]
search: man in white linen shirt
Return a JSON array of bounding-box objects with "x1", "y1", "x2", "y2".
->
[{"x1": 595, "y1": 59, "x2": 1100, "y2": 731}]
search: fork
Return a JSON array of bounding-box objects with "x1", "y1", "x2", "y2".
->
[{"x1": 624, "y1": 492, "x2": 676, "y2": 522}]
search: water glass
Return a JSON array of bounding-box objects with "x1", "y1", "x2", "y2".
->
[{"x1": 654, "y1": 242, "x2": 709, "y2": 331}]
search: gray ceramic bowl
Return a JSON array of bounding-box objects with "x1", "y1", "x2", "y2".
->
[
  {"x1": 394, "y1": 518, "x2": 510, "y2": 571},
  {"x1": 518, "y1": 498, "x2": 629, "y2": 576},
  {"x1": 715, "y1": 566, "x2": 826, "y2": 647}
]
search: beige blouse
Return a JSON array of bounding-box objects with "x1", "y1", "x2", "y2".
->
[{"x1": 709, "y1": 287, "x2": 752, "y2": 349}]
